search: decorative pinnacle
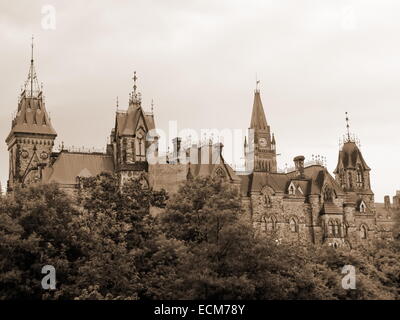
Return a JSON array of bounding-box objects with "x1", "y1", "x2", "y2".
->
[
  {"x1": 255, "y1": 73, "x2": 260, "y2": 92},
  {"x1": 345, "y1": 112, "x2": 350, "y2": 141},
  {"x1": 116, "y1": 96, "x2": 119, "y2": 109},
  {"x1": 132, "y1": 71, "x2": 137, "y2": 94},
  {"x1": 151, "y1": 99, "x2": 154, "y2": 113}
]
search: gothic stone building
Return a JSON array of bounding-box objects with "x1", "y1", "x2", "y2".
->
[{"x1": 6, "y1": 53, "x2": 398, "y2": 247}]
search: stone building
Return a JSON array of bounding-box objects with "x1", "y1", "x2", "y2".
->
[{"x1": 5, "y1": 50, "x2": 398, "y2": 247}]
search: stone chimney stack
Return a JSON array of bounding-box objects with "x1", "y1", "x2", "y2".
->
[
  {"x1": 294, "y1": 155, "x2": 305, "y2": 178},
  {"x1": 393, "y1": 191, "x2": 400, "y2": 209},
  {"x1": 384, "y1": 195, "x2": 391, "y2": 210}
]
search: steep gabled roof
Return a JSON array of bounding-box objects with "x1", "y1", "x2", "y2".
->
[
  {"x1": 241, "y1": 164, "x2": 344, "y2": 198},
  {"x1": 115, "y1": 102, "x2": 155, "y2": 137}
]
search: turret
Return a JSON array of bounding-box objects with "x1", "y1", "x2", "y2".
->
[{"x1": 6, "y1": 38, "x2": 57, "y2": 191}]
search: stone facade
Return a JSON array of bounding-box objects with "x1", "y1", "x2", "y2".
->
[{"x1": 6, "y1": 55, "x2": 398, "y2": 247}]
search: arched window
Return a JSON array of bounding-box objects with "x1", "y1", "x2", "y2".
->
[
  {"x1": 343, "y1": 223, "x2": 349, "y2": 237},
  {"x1": 348, "y1": 171, "x2": 353, "y2": 189},
  {"x1": 323, "y1": 185, "x2": 334, "y2": 202},
  {"x1": 289, "y1": 218, "x2": 298, "y2": 233},
  {"x1": 266, "y1": 216, "x2": 277, "y2": 231},
  {"x1": 356, "y1": 164, "x2": 363, "y2": 188},
  {"x1": 334, "y1": 221, "x2": 340, "y2": 237},
  {"x1": 260, "y1": 219, "x2": 266, "y2": 233},
  {"x1": 288, "y1": 183, "x2": 296, "y2": 195},
  {"x1": 328, "y1": 220, "x2": 335, "y2": 236},
  {"x1": 339, "y1": 169, "x2": 345, "y2": 188},
  {"x1": 360, "y1": 225, "x2": 368, "y2": 239},
  {"x1": 360, "y1": 201, "x2": 366, "y2": 213}
]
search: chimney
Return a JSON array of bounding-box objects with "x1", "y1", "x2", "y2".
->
[
  {"x1": 172, "y1": 137, "x2": 182, "y2": 164},
  {"x1": 384, "y1": 195, "x2": 391, "y2": 209},
  {"x1": 293, "y1": 155, "x2": 305, "y2": 178},
  {"x1": 393, "y1": 191, "x2": 400, "y2": 209}
]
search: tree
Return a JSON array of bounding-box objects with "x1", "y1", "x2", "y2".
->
[
  {"x1": 0, "y1": 183, "x2": 84, "y2": 299},
  {"x1": 160, "y1": 177, "x2": 331, "y2": 299},
  {"x1": 0, "y1": 173, "x2": 174, "y2": 300}
]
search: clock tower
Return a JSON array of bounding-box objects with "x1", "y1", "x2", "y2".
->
[{"x1": 245, "y1": 87, "x2": 277, "y2": 173}]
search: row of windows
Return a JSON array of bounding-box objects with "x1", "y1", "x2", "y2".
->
[
  {"x1": 327, "y1": 221, "x2": 368, "y2": 239},
  {"x1": 259, "y1": 218, "x2": 369, "y2": 240},
  {"x1": 258, "y1": 217, "x2": 299, "y2": 233}
]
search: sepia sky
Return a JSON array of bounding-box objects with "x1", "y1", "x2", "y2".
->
[{"x1": 0, "y1": 0, "x2": 399, "y2": 201}]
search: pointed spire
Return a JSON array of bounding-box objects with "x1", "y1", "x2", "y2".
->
[
  {"x1": 24, "y1": 35, "x2": 40, "y2": 98},
  {"x1": 250, "y1": 89, "x2": 268, "y2": 130},
  {"x1": 272, "y1": 133, "x2": 276, "y2": 144}
]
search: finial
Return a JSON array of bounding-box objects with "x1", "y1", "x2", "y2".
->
[
  {"x1": 151, "y1": 99, "x2": 154, "y2": 113},
  {"x1": 31, "y1": 35, "x2": 34, "y2": 64},
  {"x1": 116, "y1": 96, "x2": 119, "y2": 109},
  {"x1": 345, "y1": 112, "x2": 351, "y2": 141},
  {"x1": 132, "y1": 71, "x2": 137, "y2": 94},
  {"x1": 255, "y1": 73, "x2": 260, "y2": 92}
]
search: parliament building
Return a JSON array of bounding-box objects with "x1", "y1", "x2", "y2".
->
[{"x1": 6, "y1": 50, "x2": 399, "y2": 247}]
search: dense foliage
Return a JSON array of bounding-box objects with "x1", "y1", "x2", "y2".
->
[{"x1": 0, "y1": 175, "x2": 399, "y2": 299}]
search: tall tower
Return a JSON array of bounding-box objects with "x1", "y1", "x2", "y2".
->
[
  {"x1": 110, "y1": 72, "x2": 157, "y2": 183},
  {"x1": 246, "y1": 85, "x2": 277, "y2": 173},
  {"x1": 6, "y1": 39, "x2": 57, "y2": 191},
  {"x1": 334, "y1": 113, "x2": 374, "y2": 206}
]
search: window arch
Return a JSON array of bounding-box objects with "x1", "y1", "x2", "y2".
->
[
  {"x1": 289, "y1": 218, "x2": 298, "y2": 233},
  {"x1": 323, "y1": 185, "x2": 334, "y2": 202},
  {"x1": 265, "y1": 216, "x2": 277, "y2": 231},
  {"x1": 334, "y1": 221, "x2": 340, "y2": 237},
  {"x1": 356, "y1": 164, "x2": 364, "y2": 188},
  {"x1": 360, "y1": 225, "x2": 368, "y2": 239},
  {"x1": 343, "y1": 222, "x2": 349, "y2": 237},
  {"x1": 347, "y1": 171, "x2": 353, "y2": 189},
  {"x1": 328, "y1": 220, "x2": 335, "y2": 236},
  {"x1": 288, "y1": 182, "x2": 296, "y2": 195},
  {"x1": 360, "y1": 201, "x2": 366, "y2": 213}
]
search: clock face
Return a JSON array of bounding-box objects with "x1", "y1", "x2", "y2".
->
[{"x1": 259, "y1": 138, "x2": 267, "y2": 147}]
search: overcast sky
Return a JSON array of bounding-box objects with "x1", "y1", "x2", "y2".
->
[{"x1": 0, "y1": 0, "x2": 399, "y2": 201}]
